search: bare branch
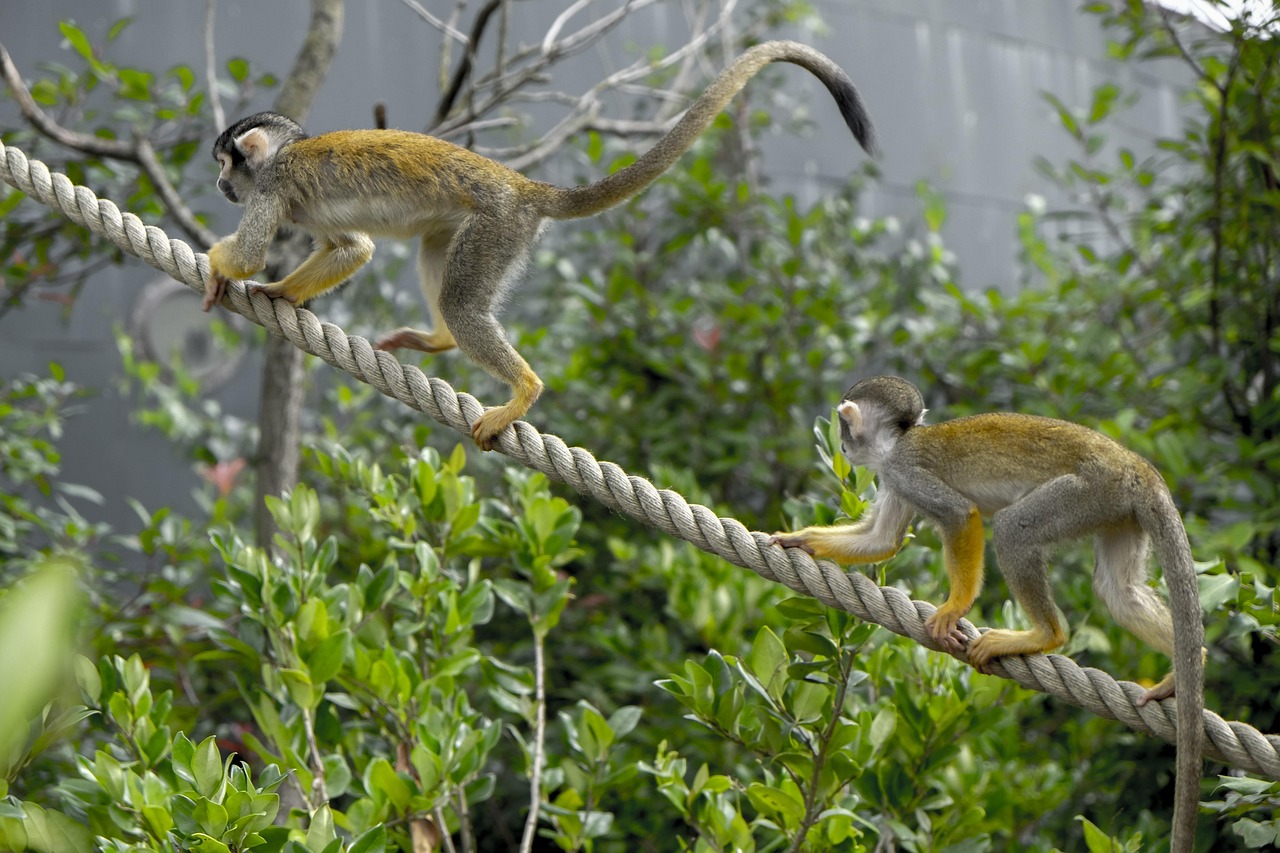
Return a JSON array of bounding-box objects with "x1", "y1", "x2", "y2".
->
[
  {"x1": 496, "y1": 0, "x2": 511, "y2": 90},
  {"x1": 433, "y1": 0, "x2": 663, "y2": 137},
  {"x1": 204, "y1": 0, "x2": 227, "y2": 131},
  {"x1": 273, "y1": 0, "x2": 344, "y2": 123},
  {"x1": 435, "y1": 116, "x2": 520, "y2": 141},
  {"x1": 398, "y1": 0, "x2": 472, "y2": 46},
  {"x1": 438, "y1": 1, "x2": 467, "y2": 92},
  {"x1": 0, "y1": 42, "x2": 134, "y2": 161},
  {"x1": 518, "y1": 630, "x2": 548, "y2": 853},
  {"x1": 1156, "y1": 5, "x2": 1210, "y2": 83},
  {"x1": 1, "y1": 40, "x2": 217, "y2": 248},
  {"x1": 544, "y1": 0, "x2": 650, "y2": 58},
  {"x1": 135, "y1": 137, "x2": 218, "y2": 247},
  {"x1": 541, "y1": 0, "x2": 599, "y2": 55},
  {"x1": 432, "y1": 0, "x2": 502, "y2": 129}
]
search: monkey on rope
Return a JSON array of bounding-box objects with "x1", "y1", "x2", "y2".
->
[
  {"x1": 771, "y1": 376, "x2": 1204, "y2": 853},
  {"x1": 203, "y1": 41, "x2": 877, "y2": 449}
]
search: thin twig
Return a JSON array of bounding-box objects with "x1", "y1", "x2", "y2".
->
[
  {"x1": 399, "y1": 0, "x2": 473, "y2": 46},
  {"x1": 432, "y1": 0, "x2": 502, "y2": 128},
  {"x1": 518, "y1": 629, "x2": 548, "y2": 853},
  {"x1": 204, "y1": 0, "x2": 226, "y2": 132},
  {"x1": 300, "y1": 704, "x2": 330, "y2": 808},
  {"x1": 135, "y1": 137, "x2": 218, "y2": 247},
  {"x1": 432, "y1": 0, "x2": 661, "y2": 137}
]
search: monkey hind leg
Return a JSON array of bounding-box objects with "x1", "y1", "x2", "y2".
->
[
  {"x1": 254, "y1": 233, "x2": 375, "y2": 304},
  {"x1": 1092, "y1": 526, "x2": 1201, "y2": 705},
  {"x1": 438, "y1": 212, "x2": 546, "y2": 450},
  {"x1": 375, "y1": 235, "x2": 460, "y2": 354},
  {"x1": 970, "y1": 478, "x2": 1096, "y2": 672}
]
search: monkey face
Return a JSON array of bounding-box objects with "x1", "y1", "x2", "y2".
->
[
  {"x1": 211, "y1": 112, "x2": 308, "y2": 206},
  {"x1": 215, "y1": 158, "x2": 243, "y2": 204}
]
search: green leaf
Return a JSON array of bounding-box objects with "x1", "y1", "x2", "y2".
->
[
  {"x1": 189, "y1": 834, "x2": 232, "y2": 853},
  {"x1": 0, "y1": 561, "x2": 82, "y2": 757},
  {"x1": 58, "y1": 22, "x2": 95, "y2": 62},
  {"x1": 348, "y1": 825, "x2": 388, "y2": 853},
  {"x1": 193, "y1": 798, "x2": 229, "y2": 838},
  {"x1": 869, "y1": 706, "x2": 896, "y2": 751},
  {"x1": 305, "y1": 804, "x2": 336, "y2": 853},
  {"x1": 1077, "y1": 816, "x2": 1124, "y2": 853},
  {"x1": 193, "y1": 735, "x2": 224, "y2": 799},
  {"x1": 746, "y1": 626, "x2": 788, "y2": 701},
  {"x1": 305, "y1": 630, "x2": 348, "y2": 684},
  {"x1": 365, "y1": 758, "x2": 411, "y2": 814},
  {"x1": 18, "y1": 803, "x2": 93, "y2": 853},
  {"x1": 73, "y1": 655, "x2": 101, "y2": 704},
  {"x1": 279, "y1": 668, "x2": 317, "y2": 709},
  {"x1": 745, "y1": 783, "x2": 805, "y2": 831},
  {"x1": 173, "y1": 732, "x2": 196, "y2": 783},
  {"x1": 227, "y1": 57, "x2": 249, "y2": 82},
  {"x1": 107, "y1": 18, "x2": 133, "y2": 40}
]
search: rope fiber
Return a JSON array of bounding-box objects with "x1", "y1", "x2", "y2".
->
[{"x1": 3, "y1": 138, "x2": 1278, "y2": 779}]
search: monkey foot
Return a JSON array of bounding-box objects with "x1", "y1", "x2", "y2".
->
[
  {"x1": 769, "y1": 533, "x2": 816, "y2": 556},
  {"x1": 1137, "y1": 676, "x2": 1176, "y2": 707},
  {"x1": 925, "y1": 610, "x2": 969, "y2": 654},
  {"x1": 967, "y1": 628, "x2": 1064, "y2": 674},
  {"x1": 374, "y1": 328, "x2": 456, "y2": 354},
  {"x1": 248, "y1": 282, "x2": 298, "y2": 303},
  {"x1": 470, "y1": 408, "x2": 516, "y2": 451}
]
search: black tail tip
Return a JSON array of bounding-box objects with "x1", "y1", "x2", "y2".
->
[{"x1": 836, "y1": 88, "x2": 879, "y2": 157}]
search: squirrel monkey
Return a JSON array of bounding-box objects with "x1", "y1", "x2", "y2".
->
[
  {"x1": 202, "y1": 40, "x2": 877, "y2": 449},
  {"x1": 771, "y1": 376, "x2": 1204, "y2": 852}
]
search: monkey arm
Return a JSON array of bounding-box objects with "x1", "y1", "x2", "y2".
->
[
  {"x1": 771, "y1": 491, "x2": 914, "y2": 563},
  {"x1": 252, "y1": 233, "x2": 375, "y2": 305},
  {"x1": 203, "y1": 194, "x2": 287, "y2": 311}
]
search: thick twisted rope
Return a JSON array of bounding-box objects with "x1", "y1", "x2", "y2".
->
[{"x1": 3, "y1": 138, "x2": 1277, "y2": 779}]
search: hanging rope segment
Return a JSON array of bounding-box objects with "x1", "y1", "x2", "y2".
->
[{"x1": 3, "y1": 138, "x2": 1277, "y2": 779}]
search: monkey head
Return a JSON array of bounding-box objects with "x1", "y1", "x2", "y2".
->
[
  {"x1": 211, "y1": 111, "x2": 307, "y2": 204},
  {"x1": 836, "y1": 376, "x2": 927, "y2": 466}
]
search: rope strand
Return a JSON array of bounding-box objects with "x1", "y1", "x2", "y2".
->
[{"x1": 3, "y1": 137, "x2": 1277, "y2": 778}]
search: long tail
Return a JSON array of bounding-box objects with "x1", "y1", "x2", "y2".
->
[
  {"x1": 1140, "y1": 488, "x2": 1204, "y2": 853},
  {"x1": 541, "y1": 40, "x2": 876, "y2": 220}
]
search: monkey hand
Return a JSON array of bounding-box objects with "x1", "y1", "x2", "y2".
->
[
  {"x1": 204, "y1": 240, "x2": 263, "y2": 312},
  {"x1": 768, "y1": 532, "x2": 816, "y2": 556},
  {"x1": 924, "y1": 607, "x2": 970, "y2": 654}
]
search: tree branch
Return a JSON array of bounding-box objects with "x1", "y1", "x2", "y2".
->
[
  {"x1": 432, "y1": 0, "x2": 502, "y2": 129},
  {"x1": 518, "y1": 629, "x2": 547, "y2": 853},
  {"x1": 204, "y1": 0, "x2": 227, "y2": 131},
  {"x1": 253, "y1": 0, "x2": 345, "y2": 551},
  {"x1": 398, "y1": 0, "x2": 473, "y2": 47},
  {"x1": 0, "y1": 41, "x2": 216, "y2": 248}
]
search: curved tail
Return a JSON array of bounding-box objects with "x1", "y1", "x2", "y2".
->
[
  {"x1": 541, "y1": 40, "x2": 876, "y2": 220},
  {"x1": 1140, "y1": 489, "x2": 1204, "y2": 853}
]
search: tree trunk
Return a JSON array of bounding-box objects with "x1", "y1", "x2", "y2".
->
[{"x1": 252, "y1": 0, "x2": 344, "y2": 548}]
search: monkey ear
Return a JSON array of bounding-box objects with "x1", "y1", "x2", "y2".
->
[
  {"x1": 234, "y1": 127, "x2": 286, "y2": 169},
  {"x1": 837, "y1": 400, "x2": 863, "y2": 432}
]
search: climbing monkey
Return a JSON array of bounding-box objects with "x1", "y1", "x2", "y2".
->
[
  {"x1": 770, "y1": 376, "x2": 1204, "y2": 853},
  {"x1": 202, "y1": 40, "x2": 877, "y2": 449}
]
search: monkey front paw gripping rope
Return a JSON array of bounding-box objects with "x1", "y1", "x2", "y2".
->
[{"x1": 3, "y1": 137, "x2": 1278, "y2": 779}]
